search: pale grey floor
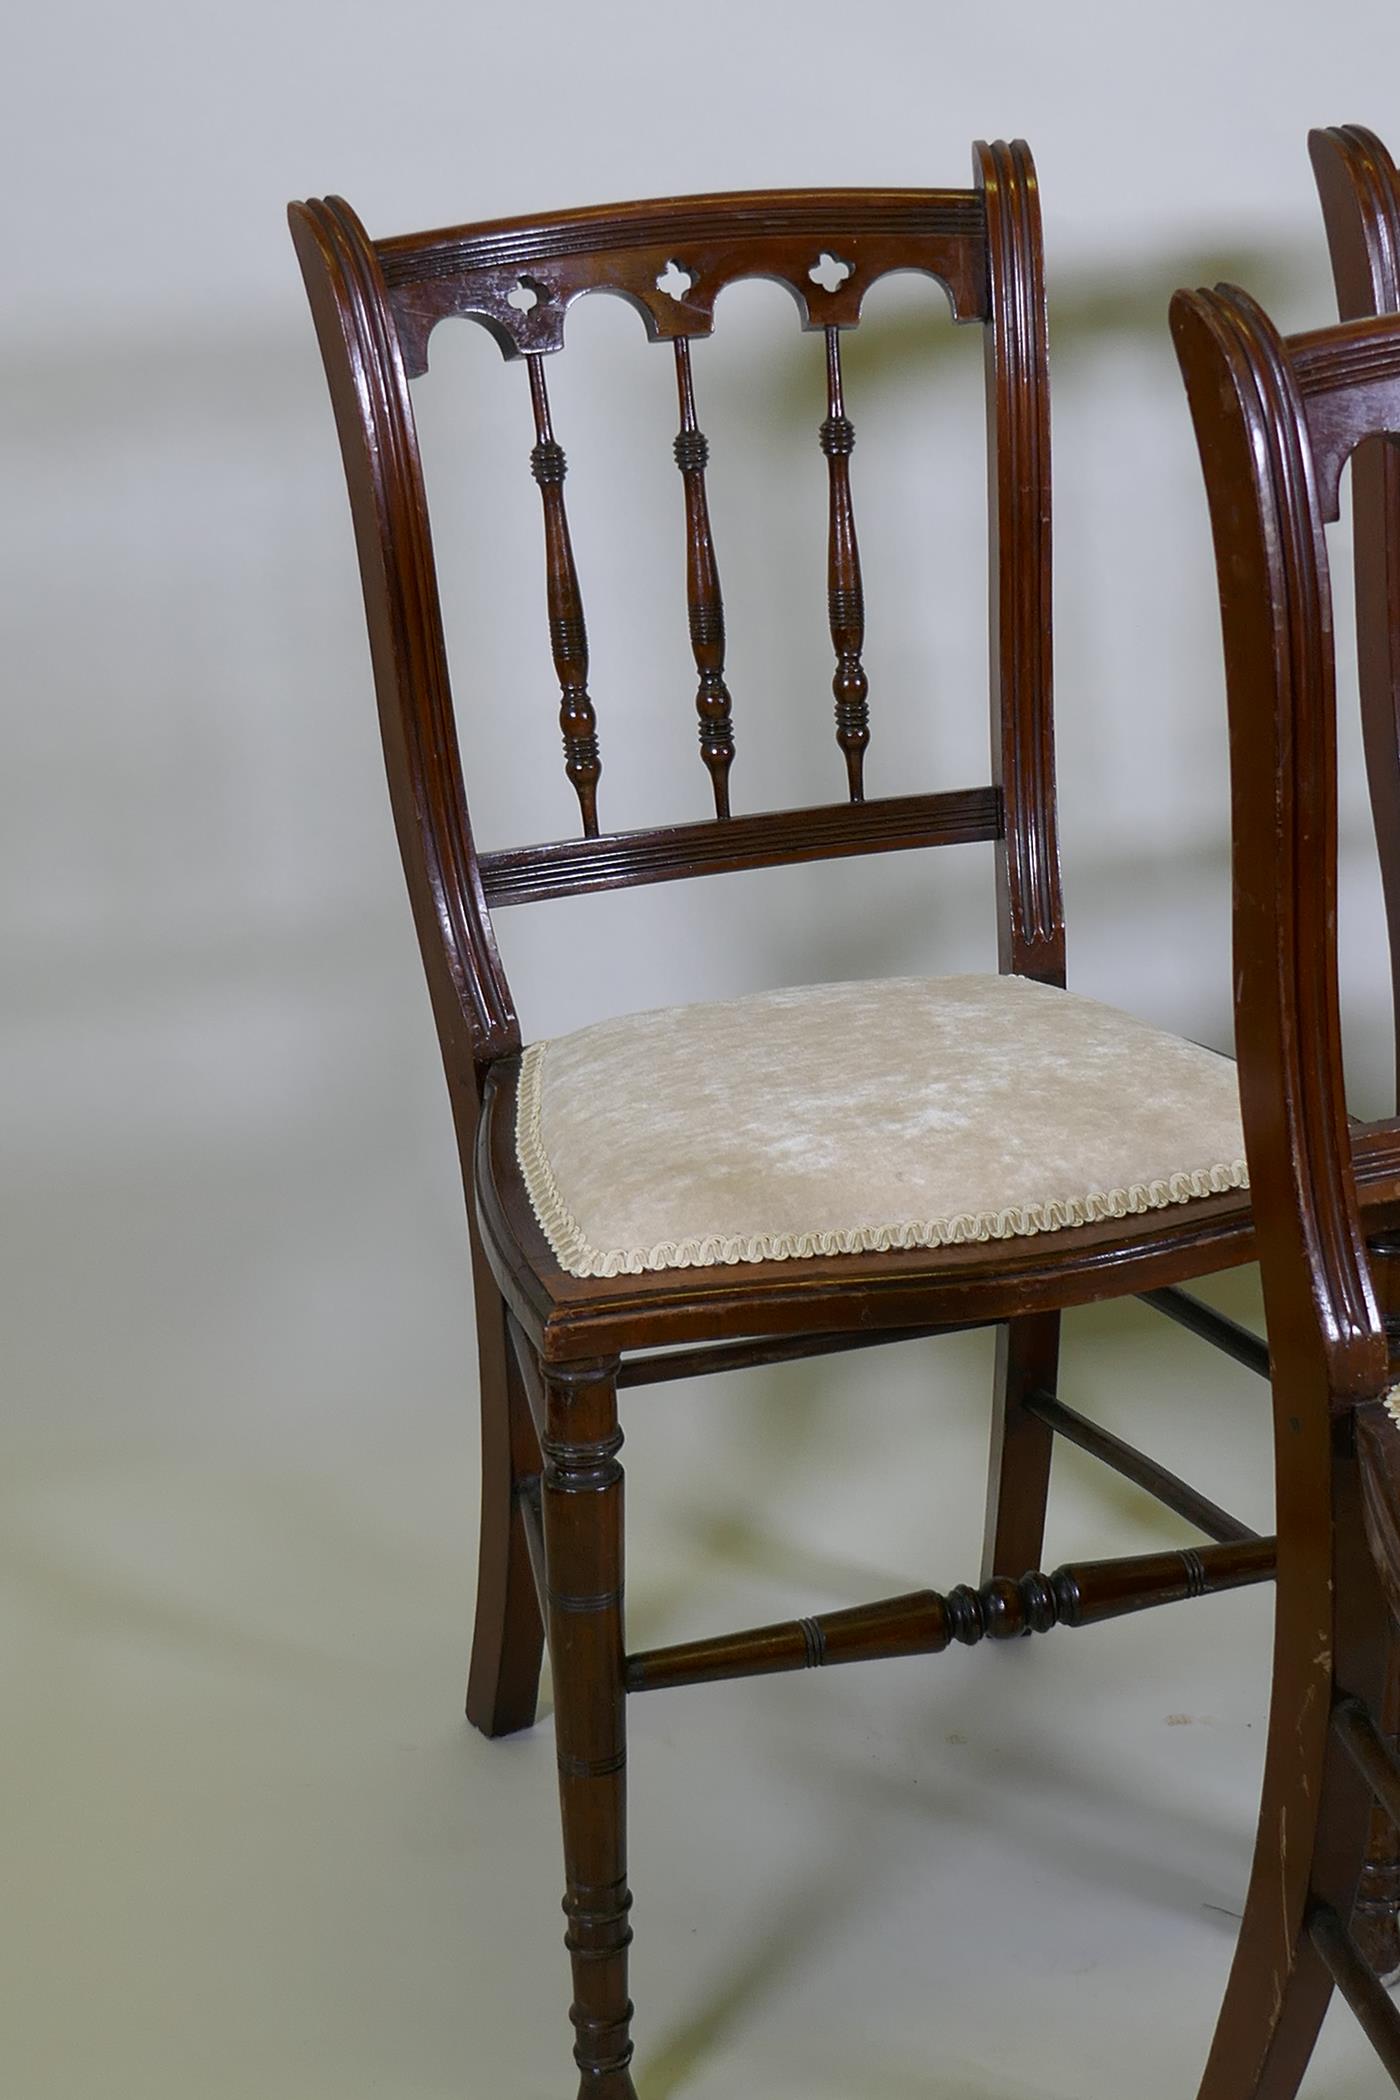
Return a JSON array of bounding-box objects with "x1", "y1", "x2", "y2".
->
[{"x1": 1, "y1": 1253, "x2": 1387, "y2": 2097}]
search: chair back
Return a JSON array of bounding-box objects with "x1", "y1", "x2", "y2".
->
[
  {"x1": 1171, "y1": 282, "x2": 1395, "y2": 1406},
  {"x1": 289, "y1": 142, "x2": 1062, "y2": 1089}
]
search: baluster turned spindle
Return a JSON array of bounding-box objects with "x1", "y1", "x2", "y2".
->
[
  {"x1": 672, "y1": 339, "x2": 735, "y2": 818},
  {"x1": 819, "y1": 325, "x2": 870, "y2": 801},
  {"x1": 526, "y1": 356, "x2": 602, "y2": 837}
]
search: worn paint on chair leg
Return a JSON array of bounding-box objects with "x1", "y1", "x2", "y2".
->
[
  {"x1": 543, "y1": 1359, "x2": 637, "y2": 2100},
  {"x1": 465, "y1": 1229, "x2": 545, "y2": 1739},
  {"x1": 981, "y1": 1312, "x2": 1060, "y2": 1584}
]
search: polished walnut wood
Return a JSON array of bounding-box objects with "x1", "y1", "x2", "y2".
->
[
  {"x1": 1311, "y1": 129, "x2": 1400, "y2": 1107},
  {"x1": 1307, "y1": 1902, "x2": 1400, "y2": 2076},
  {"x1": 1173, "y1": 273, "x2": 1400, "y2": 2098},
  {"x1": 526, "y1": 358, "x2": 602, "y2": 836},
  {"x1": 625, "y1": 1536, "x2": 1275, "y2": 1693},
  {"x1": 477, "y1": 784, "x2": 1002, "y2": 905},
  {"x1": 1021, "y1": 1387, "x2": 1257, "y2": 1545},
  {"x1": 290, "y1": 141, "x2": 1400, "y2": 2097},
  {"x1": 1312, "y1": 125, "x2": 1400, "y2": 1982},
  {"x1": 819, "y1": 324, "x2": 870, "y2": 797},
  {"x1": 1140, "y1": 1284, "x2": 1272, "y2": 1380},
  {"x1": 541, "y1": 1359, "x2": 634, "y2": 2099},
  {"x1": 672, "y1": 336, "x2": 734, "y2": 817}
]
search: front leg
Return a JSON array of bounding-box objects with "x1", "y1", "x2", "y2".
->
[{"x1": 542, "y1": 1357, "x2": 638, "y2": 2100}]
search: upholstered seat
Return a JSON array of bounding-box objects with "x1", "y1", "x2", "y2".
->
[{"x1": 516, "y1": 973, "x2": 1248, "y2": 1279}]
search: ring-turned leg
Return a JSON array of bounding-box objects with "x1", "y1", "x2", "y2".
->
[
  {"x1": 543, "y1": 1357, "x2": 637, "y2": 2100},
  {"x1": 465, "y1": 1231, "x2": 545, "y2": 1739},
  {"x1": 982, "y1": 1312, "x2": 1060, "y2": 1583}
]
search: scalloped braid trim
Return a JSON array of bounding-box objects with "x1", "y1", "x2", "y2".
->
[{"x1": 515, "y1": 1039, "x2": 1251, "y2": 1281}]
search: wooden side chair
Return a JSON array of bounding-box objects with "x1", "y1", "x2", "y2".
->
[
  {"x1": 1172, "y1": 279, "x2": 1400, "y2": 2095},
  {"x1": 289, "y1": 142, "x2": 1399, "y2": 2096},
  {"x1": 1310, "y1": 116, "x2": 1400, "y2": 1989}
]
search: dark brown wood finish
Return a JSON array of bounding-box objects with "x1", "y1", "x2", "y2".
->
[
  {"x1": 1308, "y1": 1900, "x2": 1400, "y2": 2075},
  {"x1": 289, "y1": 146, "x2": 1400, "y2": 2096},
  {"x1": 464, "y1": 1218, "x2": 545, "y2": 1735},
  {"x1": 819, "y1": 324, "x2": 870, "y2": 797},
  {"x1": 981, "y1": 1310, "x2": 1059, "y2": 1580},
  {"x1": 1311, "y1": 125, "x2": 1400, "y2": 1102},
  {"x1": 477, "y1": 784, "x2": 1001, "y2": 906},
  {"x1": 541, "y1": 1358, "x2": 636, "y2": 2099},
  {"x1": 1140, "y1": 1283, "x2": 1272, "y2": 1380},
  {"x1": 974, "y1": 137, "x2": 1067, "y2": 1600},
  {"x1": 671, "y1": 336, "x2": 734, "y2": 817},
  {"x1": 625, "y1": 1536, "x2": 1276, "y2": 1694},
  {"x1": 1021, "y1": 1388, "x2": 1258, "y2": 1545},
  {"x1": 976, "y1": 138, "x2": 1060, "y2": 986},
  {"x1": 526, "y1": 357, "x2": 603, "y2": 836},
  {"x1": 1172, "y1": 279, "x2": 1400, "y2": 2097},
  {"x1": 1312, "y1": 127, "x2": 1400, "y2": 1980},
  {"x1": 376, "y1": 190, "x2": 988, "y2": 374}
]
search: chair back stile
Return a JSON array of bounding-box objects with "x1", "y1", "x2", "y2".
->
[
  {"x1": 288, "y1": 141, "x2": 1065, "y2": 1146},
  {"x1": 1311, "y1": 124, "x2": 1400, "y2": 1110},
  {"x1": 1172, "y1": 285, "x2": 1389, "y2": 1404},
  {"x1": 1173, "y1": 280, "x2": 1400, "y2": 2099},
  {"x1": 978, "y1": 138, "x2": 1061, "y2": 983},
  {"x1": 288, "y1": 196, "x2": 520, "y2": 1099}
]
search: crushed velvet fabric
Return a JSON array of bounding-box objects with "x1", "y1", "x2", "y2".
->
[{"x1": 516, "y1": 973, "x2": 1248, "y2": 1279}]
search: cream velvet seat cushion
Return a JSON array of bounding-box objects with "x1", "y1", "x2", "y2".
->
[{"x1": 516, "y1": 973, "x2": 1248, "y2": 1280}]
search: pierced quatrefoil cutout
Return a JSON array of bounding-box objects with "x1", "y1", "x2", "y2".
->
[
  {"x1": 808, "y1": 250, "x2": 854, "y2": 294},
  {"x1": 655, "y1": 258, "x2": 696, "y2": 303},
  {"x1": 506, "y1": 275, "x2": 549, "y2": 314}
]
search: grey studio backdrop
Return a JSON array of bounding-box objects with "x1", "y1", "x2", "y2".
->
[{"x1": 2, "y1": 4, "x2": 1397, "y2": 2096}]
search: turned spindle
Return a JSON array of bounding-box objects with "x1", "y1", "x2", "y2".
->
[
  {"x1": 526, "y1": 356, "x2": 602, "y2": 838},
  {"x1": 819, "y1": 324, "x2": 870, "y2": 800},
  {"x1": 672, "y1": 337, "x2": 735, "y2": 818}
]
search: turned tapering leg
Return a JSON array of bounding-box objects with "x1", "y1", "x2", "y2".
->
[
  {"x1": 465, "y1": 1231, "x2": 546, "y2": 1740},
  {"x1": 543, "y1": 1358, "x2": 637, "y2": 2100},
  {"x1": 982, "y1": 1312, "x2": 1060, "y2": 1583}
]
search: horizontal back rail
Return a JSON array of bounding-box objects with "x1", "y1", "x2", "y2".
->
[
  {"x1": 375, "y1": 188, "x2": 989, "y2": 372},
  {"x1": 1289, "y1": 313, "x2": 1400, "y2": 522},
  {"x1": 1293, "y1": 311, "x2": 1400, "y2": 395},
  {"x1": 479, "y1": 785, "x2": 1001, "y2": 907}
]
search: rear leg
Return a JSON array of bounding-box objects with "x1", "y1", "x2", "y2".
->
[
  {"x1": 982, "y1": 1312, "x2": 1060, "y2": 1582},
  {"x1": 465, "y1": 1229, "x2": 545, "y2": 1739}
]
